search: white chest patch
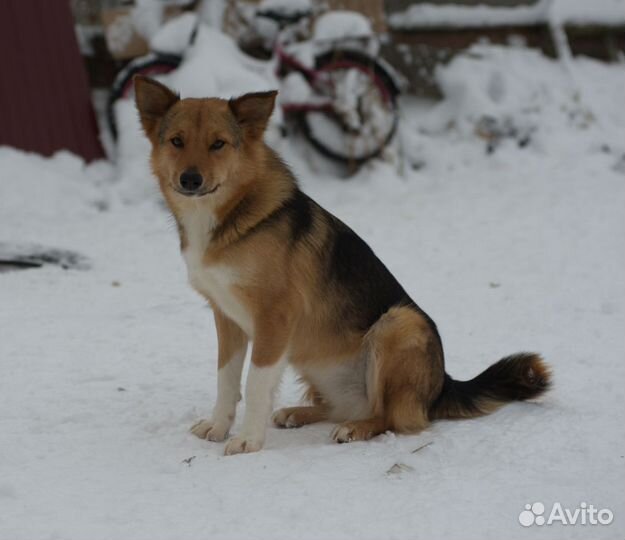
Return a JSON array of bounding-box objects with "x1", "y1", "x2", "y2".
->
[{"x1": 181, "y1": 210, "x2": 254, "y2": 337}]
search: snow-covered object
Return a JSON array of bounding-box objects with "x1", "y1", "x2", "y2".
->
[
  {"x1": 104, "y1": 14, "x2": 136, "y2": 55},
  {"x1": 551, "y1": 0, "x2": 625, "y2": 25},
  {"x1": 389, "y1": 0, "x2": 625, "y2": 29},
  {"x1": 313, "y1": 10, "x2": 373, "y2": 41},
  {"x1": 280, "y1": 71, "x2": 312, "y2": 104},
  {"x1": 149, "y1": 12, "x2": 198, "y2": 55},
  {"x1": 436, "y1": 45, "x2": 565, "y2": 128},
  {"x1": 422, "y1": 44, "x2": 623, "y2": 153},
  {"x1": 259, "y1": 0, "x2": 312, "y2": 14},
  {"x1": 389, "y1": 1, "x2": 546, "y2": 29},
  {"x1": 167, "y1": 26, "x2": 276, "y2": 100},
  {"x1": 197, "y1": 0, "x2": 227, "y2": 29},
  {"x1": 131, "y1": 0, "x2": 165, "y2": 40},
  {"x1": 305, "y1": 67, "x2": 396, "y2": 159}
]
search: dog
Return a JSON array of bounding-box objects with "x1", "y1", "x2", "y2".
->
[{"x1": 134, "y1": 75, "x2": 551, "y2": 456}]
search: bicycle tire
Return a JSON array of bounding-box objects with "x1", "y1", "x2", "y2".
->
[
  {"x1": 106, "y1": 53, "x2": 182, "y2": 141},
  {"x1": 300, "y1": 49, "x2": 399, "y2": 164}
]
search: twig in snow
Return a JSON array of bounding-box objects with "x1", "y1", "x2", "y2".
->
[
  {"x1": 387, "y1": 463, "x2": 415, "y2": 475},
  {"x1": 411, "y1": 441, "x2": 433, "y2": 454}
]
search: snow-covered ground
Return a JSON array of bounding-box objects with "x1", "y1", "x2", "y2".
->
[{"x1": 1, "y1": 28, "x2": 624, "y2": 540}]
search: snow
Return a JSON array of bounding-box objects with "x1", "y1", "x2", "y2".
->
[
  {"x1": 389, "y1": 1, "x2": 547, "y2": 29},
  {"x1": 149, "y1": 12, "x2": 198, "y2": 55},
  {"x1": 259, "y1": 0, "x2": 312, "y2": 14},
  {"x1": 552, "y1": 0, "x2": 625, "y2": 25},
  {"x1": 131, "y1": 0, "x2": 165, "y2": 41},
  {"x1": 1, "y1": 26, "x2": 625, "y2": 540},
  {"x1": 428, "y1": 44, "x2": 622, "y2": 146},
  {"x1": 313, "y1": 10, "x2": 373, "y2": 41},
  {"x1": 280, "y1": 71, "x2": 313, "y2": 103},
  {"x1": 170, "y1": 26, "x2": 274, "y2": 99},
  {"x1": 389, "y1": 0, "x2": 625, "y2": 29}
]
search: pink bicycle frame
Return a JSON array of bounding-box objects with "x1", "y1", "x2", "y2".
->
[
  {"x1": 274, "y1": 42, "x2": 334, "y2": 114},
  {"x1": 274, "y1": 42, "x2": 393, "y2": 116}
]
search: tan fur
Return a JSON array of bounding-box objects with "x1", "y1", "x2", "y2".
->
[
  {"x1": 332, "y1": 418, "x2": 387, "y2": 443},
  {"x1": 365, "y1": 307, "x2": 444, "y2": 432},
  {"x1": 214, "y1": 307, "x2": 247, "y2": 370},
  {"x1": 273, "y1": 405, "x2": 329, "y2": 428}
]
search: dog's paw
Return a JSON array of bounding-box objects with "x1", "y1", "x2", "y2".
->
[
  {"x1": 224, "y1": 435, "x2": 263, "y2": 456},
  {"x1": 272, "y1": 408, "x2": 302, "y2": 428},
  {"x1": 190, "y1": 419, "x2": 229, "y2": 442},
  {"x1": 331, "y1": 422, "x2": 371, "y2": 443}
]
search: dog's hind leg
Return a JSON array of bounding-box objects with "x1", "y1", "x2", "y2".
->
[
  {"x1": 272, "y1": 405, "x2": 329, "y2": 428},
  {"x1": 331, "y1": 417, "x2": 386, "y2": 442},
  {"x1": 331, "y1": 306, "x2": 444, "y2": 443},
  {"x1": 273, "y1": 381, "x2": 329, "y2": 428}
]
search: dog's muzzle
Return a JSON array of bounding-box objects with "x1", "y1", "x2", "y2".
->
[{"x1": 175, "y1": 168, "x2": 219, "y2": 197}]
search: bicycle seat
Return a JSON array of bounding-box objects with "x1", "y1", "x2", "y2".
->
[{"x1": 255, "y1": 8, "x2": 312, "y2": 26}]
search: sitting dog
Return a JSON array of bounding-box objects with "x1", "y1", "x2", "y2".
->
[{"x1": 134, "y1": 75, "x2": 551, "y2": 455}]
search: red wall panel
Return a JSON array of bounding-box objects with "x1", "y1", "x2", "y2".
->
[{"x1": 0, "y1": 1, "x2": 105, "y2": 162}]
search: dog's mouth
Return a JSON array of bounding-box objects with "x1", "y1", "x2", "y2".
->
[{"x1": 171, "y1": 183, "x2": 220, "y2": 197}]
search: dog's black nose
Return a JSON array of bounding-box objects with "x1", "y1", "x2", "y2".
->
[{"x1": 179, "y1": 169, "x2": 203, "y2": 192}]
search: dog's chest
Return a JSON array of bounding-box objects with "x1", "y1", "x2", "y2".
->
[{"x1": 181, "y1": 216, "x2": 253, "y2": 336}]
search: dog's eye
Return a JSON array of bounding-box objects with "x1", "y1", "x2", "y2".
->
[
  {"x1": 171, "y1": 137, "x2": 184, "y2": 148},
  {"x1": 210, "y1": 139, "x2": 225, "y2": 151}
]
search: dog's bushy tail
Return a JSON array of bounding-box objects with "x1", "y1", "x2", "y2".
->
[{"x1": 429, "y1": 353, "x2": 551, "y2": 420}]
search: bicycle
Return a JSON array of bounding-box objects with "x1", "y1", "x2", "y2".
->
[{"x1": 107, "y1": 1, "x2": 402, "y2": 165}]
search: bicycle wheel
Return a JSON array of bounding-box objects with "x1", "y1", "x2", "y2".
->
[
  {"x1": 300, "y1": 49, "x2": 399, "y2": 164},
  {"x1": 106, "y1": 53, "x2": 182, "y2": 141}
]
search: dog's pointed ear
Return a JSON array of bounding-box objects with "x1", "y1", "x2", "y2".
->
[
  {"x1": 134, "y1": 75, "x2": 179, "y2": 137},
  {"x1": 229, "y1": 90, "x2": 278, "y2": 138}
]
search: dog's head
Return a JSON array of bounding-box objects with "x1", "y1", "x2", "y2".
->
[{"x1": 134, "y1": 75, "x2": 277, "y2": 207}]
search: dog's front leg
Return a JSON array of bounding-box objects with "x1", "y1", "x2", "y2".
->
[
  {"x1": 224, "y1": 315, "x2": 290, "y2": 455},
  {"x1": 191, "y1": 309, "x2": 248, "y2": 442}
]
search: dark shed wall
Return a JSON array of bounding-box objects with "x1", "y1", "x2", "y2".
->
[{"x1": 0, "y1": 1, "x2": 104, "y2": 162}]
